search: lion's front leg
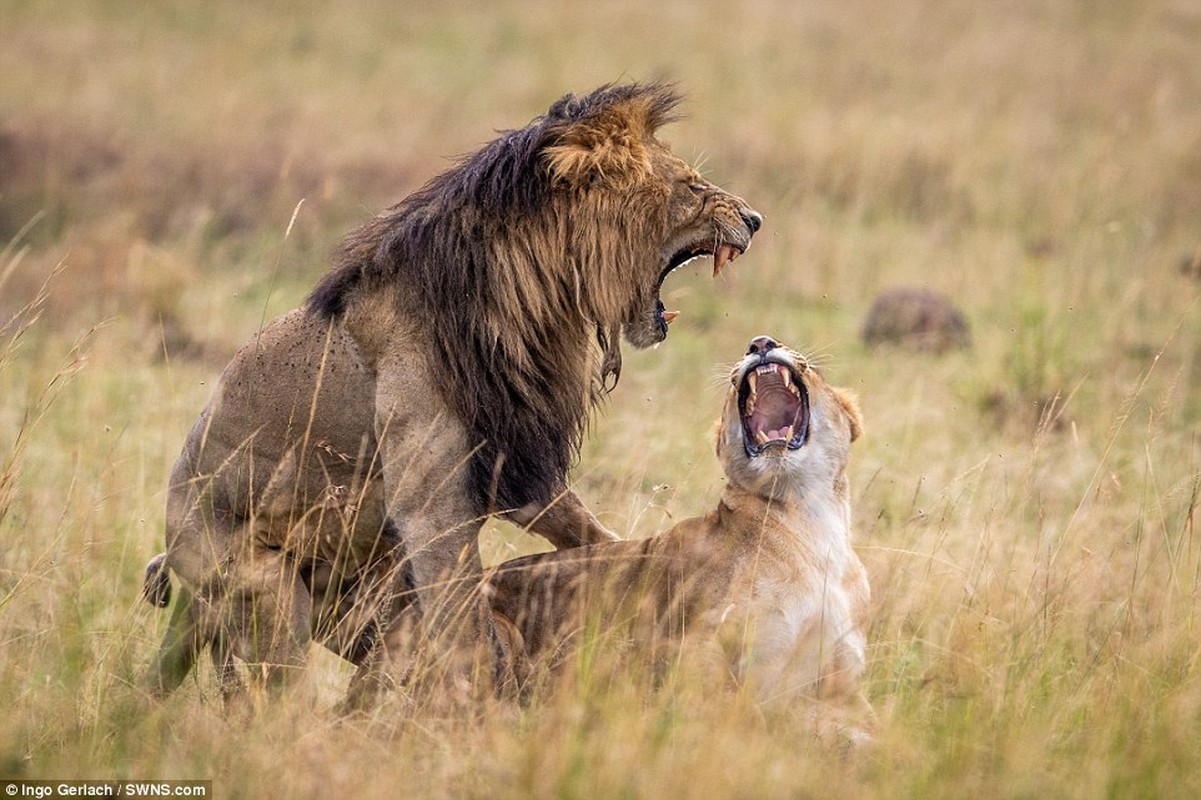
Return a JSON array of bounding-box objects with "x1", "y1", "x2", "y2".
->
[
  {"x1": 381, "y1": 498, "x2": 494, "y2": 701},
  {"x1": 372, "y1": 356, "x2": 495, "y2": 700},
  {"x1": 504, "y1": 488, "x2": 620, "y2": 549}
]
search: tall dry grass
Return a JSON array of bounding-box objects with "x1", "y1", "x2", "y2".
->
[{"x1": 2, "y1": 0, "x2": 1200, "y2": 797}]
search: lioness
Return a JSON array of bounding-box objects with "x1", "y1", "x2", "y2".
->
[
  {"x1": 487, "y1": 336, "x2": 873, "y2": 743},
  {"x1": 145, "y1": 83, "x2": 762, "y2": 703}
]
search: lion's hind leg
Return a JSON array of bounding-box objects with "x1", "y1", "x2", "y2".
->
[
  {"x1": 341, "y1": 602, "x2": 421, "y2": 713},
  {"x1": 144, "y1": 584, "x2": 204, "y2": 697},
  {"x1": 220, "y1": 548, "x2": 314, "y2": 690},
  {"x1": 209, "y1": 630, "x2": 246, "y2": 703},
  {"x1": 141, "y1": 551, "x2": 204, "y2": 696},
  {"x1": 147, "y1": 549, "x2": 315, "y2": 700}
]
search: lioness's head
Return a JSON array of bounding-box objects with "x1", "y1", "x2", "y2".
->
[
  {"x1": 717, "y1": 336, "x2": 863, "y2": 500},
  {"x1": 540, "y1": 83, "x2": 763, "y2": 349}
]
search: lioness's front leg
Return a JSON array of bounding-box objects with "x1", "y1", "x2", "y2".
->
[{"x1": 504, "y1": 489, "x2": 620, "y2": 548}]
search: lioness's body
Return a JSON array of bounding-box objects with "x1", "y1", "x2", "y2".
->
[
  {"x1": 146, "y1": 83, "x2": 762, "y2": 701},
  {"x1": 488, "y1": 338, "x2": 872, "y2": 737}
]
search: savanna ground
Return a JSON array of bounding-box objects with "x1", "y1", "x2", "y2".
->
[{"x1": 2, "y1": 0, "x2": 1200, "y2": 797}]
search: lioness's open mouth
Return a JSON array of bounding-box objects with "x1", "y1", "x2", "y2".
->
[
  {"x1": 738, "y1": 359, "x2": 809, "y2": 457},
  {"x1": 654, "y1": 240, "x2": 746, "y2": 333}
]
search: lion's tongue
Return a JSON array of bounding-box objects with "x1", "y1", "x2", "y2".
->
[{"x1": 713, "y1": 243, "x2": 740, "y2": 277}]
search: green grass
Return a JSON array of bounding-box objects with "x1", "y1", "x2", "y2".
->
[{"x1": 3, "y1": 0, "x2": 1201, "y2": 797}]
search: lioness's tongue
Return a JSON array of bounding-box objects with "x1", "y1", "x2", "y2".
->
[{"x1": 749, "y1": 375, "x2": 798, "y2": 439}]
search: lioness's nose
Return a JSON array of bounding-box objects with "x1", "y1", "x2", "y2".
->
[
  {"x1": 747, "y1": 336, "x2": 778, "y2": 355},
  {"x1": 741, "y1": 209, "x2": 763, "y2": 234}
]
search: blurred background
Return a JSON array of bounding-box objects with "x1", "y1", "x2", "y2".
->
[{"x1": 2, "y1": 1, "x2": 1200, "y2": 796}]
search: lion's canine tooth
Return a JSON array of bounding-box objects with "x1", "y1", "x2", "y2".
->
[
  {"x1": 744, "y1": 396, "x2": 756, "y2": 415},
  {"x1": 713, "y1": 243, "x2": 736, "y2": 277},
  {"x1": 748, "y1": 370, "x2": 758, "y2": 393},
  {"x1": 755, "y1": 430, "x2": 770, "y2": 445},
  {"x1": 781, "y1": 369, "x2": 792, "y2": 388}
]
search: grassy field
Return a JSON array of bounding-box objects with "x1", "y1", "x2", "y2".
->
[{"x1": 3, "y1": 0, "x2": 1201, "y2": 796}]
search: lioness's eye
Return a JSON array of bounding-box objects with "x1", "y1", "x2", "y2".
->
[{"x1": 688, "y1": 183, "x2": 707, "y2": 195}]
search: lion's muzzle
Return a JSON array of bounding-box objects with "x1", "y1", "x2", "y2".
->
[{"x1": 741, "y1": 209, "x2": 763, "y2": 235}]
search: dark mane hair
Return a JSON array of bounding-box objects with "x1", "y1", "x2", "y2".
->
[{"x1": 307, "y1": 82, "x2": 682, "y2": 513}]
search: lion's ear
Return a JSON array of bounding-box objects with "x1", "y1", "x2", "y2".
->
[
  {"x1": 543, "y1": 127, "x2": 651, "y2": 188},
  {"x1": 541, "y1": 84, "x2": 682, "y2": 188},
  {"x1": 832, "y1": 387, "x2": 864, "y2": 443}
]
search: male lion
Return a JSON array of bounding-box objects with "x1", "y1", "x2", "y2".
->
[
  {"x1": 144, "y1": 83, "x2": 762, "y2": 702},
  {"x1": 487, "y1": 336, "x2": 873, "y2": 744}
]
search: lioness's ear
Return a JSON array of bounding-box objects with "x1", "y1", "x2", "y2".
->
[
  {"x1": 542, "y1": 83, "x2": 683, "y2": 188},
  {"x1": 833, "y1": 387, "x2": 864, "y2": 443}
]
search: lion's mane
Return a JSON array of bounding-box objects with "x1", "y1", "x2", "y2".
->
[{"x1": 308, "y1": 83, "x2": 683, "y2": 513}]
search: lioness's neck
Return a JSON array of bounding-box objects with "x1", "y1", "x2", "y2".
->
[{"x1": 718, "y1": 475, "x2": 852, "y2": 551}]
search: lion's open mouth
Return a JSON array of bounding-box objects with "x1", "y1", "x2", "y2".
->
[
  {"x1": 666, "y1": 240, "x2": 745, "y2": 279},
  {"x1": 654, "y1": 241, "x2": 746, "y2": 333},
  {"x1": 738, "y1": 361, "x2": 809, "y2": 456}
]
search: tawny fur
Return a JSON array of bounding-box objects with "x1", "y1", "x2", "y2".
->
[
  {"x1": 488, "y1": 340, "x2": 874, "y2": 744},
  {"x1": 143, "y1": 83, "x2": 762, "y2": 705}
]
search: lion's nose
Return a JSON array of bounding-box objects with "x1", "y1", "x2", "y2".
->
[
  {"x1": 741, "y1": 209, "x2": 763, "y2": 234},
  {"x1": 747, "y1": 336, "x2": 778, "y2": 355}
]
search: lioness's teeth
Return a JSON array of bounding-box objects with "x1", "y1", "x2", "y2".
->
[
  {"x1": 781, "y1": 370, "x2": 792, "y2": 388},
  {"x1": 662, "y1": 310, "x2": 680, "y2": 325},
  {"x1": 744, "y1": 396, "x2": 756, "y2": 415},
  {"x1": 755, "y1": 431, "x2": 770, "y2": 445},
  {"x1": 748, "y1": 371, "x2": 758, "y2": 393}
]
